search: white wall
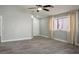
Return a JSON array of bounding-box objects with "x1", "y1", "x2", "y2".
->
[
  {"x1": 33, "y1": 17, "x2": 39, "y2": 36},
  {"x1": 40, "y1": 17, "x2": 49, "y2": 37},
  {"x1": 0, "y1": 6, "x2": 33, "y2": 42}
]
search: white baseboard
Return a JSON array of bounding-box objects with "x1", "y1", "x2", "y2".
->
[
  {"x1": 54, "y1": 38, "x2": 69, "y2": 43},
  {"x1": 75, "y1": 43, "x2": 79, "y2": 46},
  {"x1": 40, "y1": 35, "x2": 49, "y2": 38},
  {"x1": 1, "y1": 37, "x2": 33, "y2": 42}
]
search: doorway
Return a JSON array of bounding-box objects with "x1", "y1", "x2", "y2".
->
[{"x1": 32, "y1": 16, "x2": 40, "y2": 37}]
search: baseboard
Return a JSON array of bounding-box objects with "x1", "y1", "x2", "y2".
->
[
  {"x1": 75, "y1": 43, "x2": 79, "y2": 46},
  {"x1": 40, "y1": 35, "x2": 49, "y2": 38},
  {"x1": 54, "y1": 38, "x2": 69, "y2": 43},
  {"x1": 1, "y1": 37, "x2": 33, "y2": 42}
]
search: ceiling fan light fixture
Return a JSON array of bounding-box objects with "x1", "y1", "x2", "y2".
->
[
  {"x1": 31, "y1": 15, "x2": 34, "y2": 18},
  {"x1": 37, "y1": 7, "x2": 42, "y2": 10}
]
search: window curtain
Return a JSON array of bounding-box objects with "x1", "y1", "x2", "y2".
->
[
  {"x1": 69, "y1": 10, "x2": 76, "y2": 44},
  {"x1": 48, "y1": 16, "x2": 54, "y2": 38}
]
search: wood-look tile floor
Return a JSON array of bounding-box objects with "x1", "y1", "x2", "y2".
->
[{"x1": 0, "y1": 36, "x2": 79, "y2": 54}]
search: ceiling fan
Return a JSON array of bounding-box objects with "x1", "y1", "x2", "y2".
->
[{"x1": 28, "y1": 5, "x2": 54, "y2": 12}]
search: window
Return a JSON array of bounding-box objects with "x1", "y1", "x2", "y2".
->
[{"x1": 54, "y1": 16, "x2": 69, "y2": 31}]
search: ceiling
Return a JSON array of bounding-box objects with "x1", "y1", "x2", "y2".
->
[{"x1": 18, "y1": 5, "x2": 79, "y2": 18}]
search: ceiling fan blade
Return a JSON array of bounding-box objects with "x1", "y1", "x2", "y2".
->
[
  {"x1": 28, "y1": 7, "x2": 36, "y2": 9},
  {"x1": 43, "y1": 5, "x2": 54, "y2": 8},
  {"x1": 43, "y1": 9, "x2": 49, "y2": 11},
  {"x1": 36, "y1": 5, "x2": 42, "y2": 7}
]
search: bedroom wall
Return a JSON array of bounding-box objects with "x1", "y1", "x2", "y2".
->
[
  {"x1": 0, "y1": 5, "x2": 33, "y2": 42},
  {"x1": 40, "y1": 17, "x2": 49, "y2": 37}
]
